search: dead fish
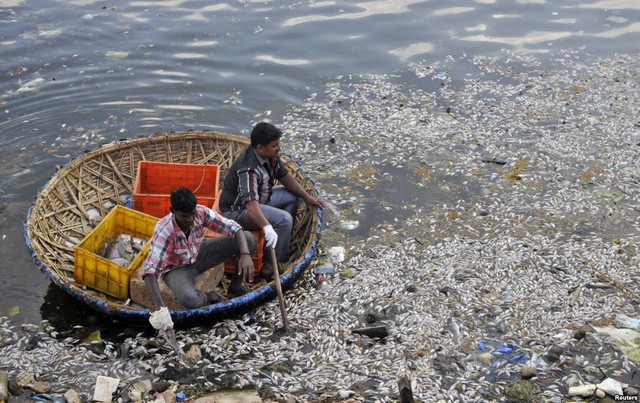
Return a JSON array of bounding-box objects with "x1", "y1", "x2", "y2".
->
[
  {"x1": 110, "y1": 257, "x2": 131, "y2": 267},
  {"x1": 447, "y1": 318, "x2": 461, "y2": 339},
  {"x1": 130, "y1": 236, "x2": 146, "y2": 253},
  {"x1": 103, "y1": 234, "x2": 134, "y2": 261}
]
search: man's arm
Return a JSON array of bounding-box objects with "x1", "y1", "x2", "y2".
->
[
  {"x1": 142, "y1": 225, "x2": 170, "y2": 310},
  {"x1": 245, "y1": 200, "x2": 279, "y2": 249},
  {"x1": 278, "y1": 172, "x2": 324, "y2": 208},
  {"x1": 144, "y1": 274, "x2": 165, "y2": 310},
  {"x1": 202, "y1": 206, "x2": 255, "y2": 282},
  {"x1": 246, "y1": 200, "x2": 270, "y2": 228},
  {"x1": 143, "y1": 273, "x2": 181, "y2": 354}
]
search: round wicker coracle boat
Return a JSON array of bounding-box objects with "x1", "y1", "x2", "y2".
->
[{"x1": 23, "y1": 131, "x2": 322, "y2": 327}]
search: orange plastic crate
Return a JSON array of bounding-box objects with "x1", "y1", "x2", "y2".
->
[
  {"x1": 133, "y1": 161, "x2": 219, "y2": 218},
  {"x1": 74, "y1": 205, "x2": 158, "y2": 300},
  {"x1": 203, "y1": 229, "x2": 265, "y2": 277}
]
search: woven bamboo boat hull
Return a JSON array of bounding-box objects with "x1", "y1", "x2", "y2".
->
[{"x1": 23, "y1": 131, "x2": 322, "y2": 327}]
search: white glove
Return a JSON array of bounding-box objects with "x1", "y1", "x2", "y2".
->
[
  {"x1": 149, "y1": 307, "x2": 174, "y2": 330},
  {"x1": 263, "y1": 224, "x2": 278, "y2": 249}
]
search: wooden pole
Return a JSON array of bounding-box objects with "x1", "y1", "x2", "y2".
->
[
  {"x1": 351, "y1": 326, "x2": 389, "y2": 339},
  {"x1": 269, "y1": 247, "x2": 290, "y2": 331},
  {"x1": 397, "y1": 376, "x2": 415, "y2": 403}
]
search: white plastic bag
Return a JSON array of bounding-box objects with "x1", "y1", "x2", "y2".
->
[
  {"x1": 328, "y1": 246, "x2": 345, "y2": 264},
  {"x1": 149, "y1": 307, "x2": 174, "y2": 330}
]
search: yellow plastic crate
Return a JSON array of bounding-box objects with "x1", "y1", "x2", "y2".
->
[{"x1": 74, "y1": 205, "x2": 158, "y2": 300}]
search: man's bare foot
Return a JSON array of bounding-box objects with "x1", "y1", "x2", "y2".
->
[{"x1": 205, "y1": 291, "x2": 224, "y2": 304}]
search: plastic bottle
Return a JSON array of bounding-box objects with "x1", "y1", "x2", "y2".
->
[
  {"x1": 175, "y1": 391, "x2": 187, "y2": 402},
  {"x1": 615, "y1": 313, "x2": 640, "y2": 330}
]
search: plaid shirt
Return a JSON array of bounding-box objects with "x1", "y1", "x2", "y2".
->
[{"x1": 143, "y1": 204, "x2": 241, "y2": 277}]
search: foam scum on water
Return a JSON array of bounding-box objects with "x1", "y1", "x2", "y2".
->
[{"x1": 3, "y1": 50, "x2": 640, "y2": 402}]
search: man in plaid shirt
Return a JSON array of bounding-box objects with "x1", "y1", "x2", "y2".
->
[{"x1": 143, "y1": 187, "x2": 257, "y2": 316}]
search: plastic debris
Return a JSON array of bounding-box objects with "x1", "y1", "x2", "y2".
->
[
  {"x1": 340, "y1": 220, "x2": 359, "y2": 230},
  {"x1": 591, "y1": 325, "x2": 640, "y2": 360},
  {"x1": 477, "y1": 340, "x2": 530, "y2": 367},
  {"x1": 29, "y1": 394, "x2": 65, "y2": 402},
  {"x1": 0, "y1": 371, "x2": 8, "y2": 402},
  {"x1": 93, "y1": 375, "x2": 120, "y2": 402},
  {"x1": 328, "y1": 246, "x2": 345, "y2": 264},
  {"x1": 80, "y1": 330, "x2": 101, "y2": 345},
  {"x1": 597, "y1": 378, "x2": 625, "y2": 397},
  {"x1": 39, "y1": 29, "x2": 62, "y2": 38},
  {"x1": 9, "y1": 305, "x2": 19, "y2": 317},
  {"x1": 314, "y1": 254, "x2": 335, "y2": 274},
  {"x1": 615, "y1": 313, "x2": 640, "y2": 330},
  {"x1": 63, "y1": 389, "x2": 81, "y2": 403},
  {"x1": 16, "y1": 371, "x2": 50, "y2": 393},
  {"x1": 105, "y1": 51, "x2": 129, "y2": 60},
  {"x1": 149, "y1": 307, "x2": 174, "y2": 331},
  {"x1": 568, "y1": 384, "x2": 596, "y2": 397}
]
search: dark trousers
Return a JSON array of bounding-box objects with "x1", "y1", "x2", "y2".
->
[
  {"x1": 223, "y1": 186, "x2": 300, "y2": 262},
  {"x1": 164, "y1": 230, "x2": 257, "y2": 308}
]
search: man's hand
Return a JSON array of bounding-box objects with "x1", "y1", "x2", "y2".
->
[
  {"x1": 149, "y1": 306, "x2": 174, "y2": 330},
  {"x1": 304, "y1": 195, "x2": 324, "y2": 209},
  {"x1": 263, "y1": 224, "x2": 278, "y2": 248},
  {"x1": 238, "y1": 254, "x2": 255, "y2": 283}
]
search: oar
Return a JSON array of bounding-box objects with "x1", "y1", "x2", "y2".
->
[
  {"x1": 269, "y1": 247, "x2": 290, "y2": 332},
  {"x1": 160, "y1": 328, "x2": 183, "y2": 357}
]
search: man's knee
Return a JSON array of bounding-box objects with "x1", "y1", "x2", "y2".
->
[
  {"x1": 179, "y1": 291, "x2": 206, "y2": 309},
  {"x1": 273, "y1": 211, "x2": 293, "y2": 231},
  {"x1": 244, "y1": 230, "x2": 258, "y2": 254}
]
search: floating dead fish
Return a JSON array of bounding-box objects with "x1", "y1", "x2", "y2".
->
[
  {"x1": 14, "y1": 77, "x2": 45, "y2": 94},
  {"x1": 447, "y1": 318, "x2": 461, "y2": 339},
  {"x1": 322, "y1": 201, "x2": 341, "y2": 221},
  {"x1": 5, "y1": 51, "x2": 640, "y2": 403}
]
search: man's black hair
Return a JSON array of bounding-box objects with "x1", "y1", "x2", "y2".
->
[
  {"x1": 170, "y1": 186, "x2": 197, "y2": 213},
  {"x1": 251, "y1": 122, "x2": 282, "y2": 148}
]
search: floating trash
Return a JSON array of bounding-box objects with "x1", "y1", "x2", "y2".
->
[
  {"x1": 4, "y1": 50, "x2": 640, "y2": 402},
  {"x1": 313, "y1": 254, "x2": 335, "y2": 274},
  {"x1": 328, "y1": 246, "x2": 345, "y2": 264},
  {"x1": 105, "y1": 51, "x2": 129, "y2": 60},
  {"x1": 340, "y1": 220, "x2": 359, "y2": 230},
  {"x1": 93, "y1": 376, "x2": 120, "y2": 403},
  {"x1": 477, "y1": 339, "x2": 530, "y2": 367}
]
